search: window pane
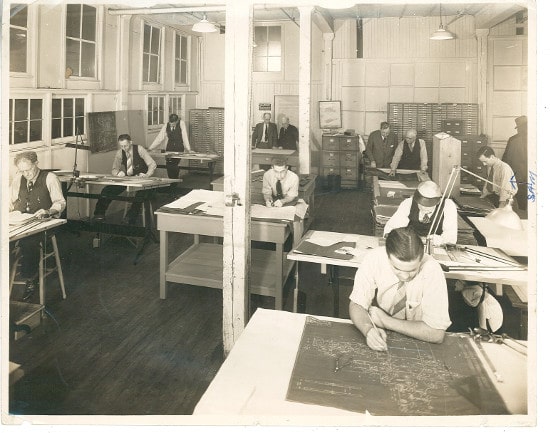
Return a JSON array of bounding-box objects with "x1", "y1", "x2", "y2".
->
[
  {"x1": 82, "y1": 5, "x2": 96, "y2": 41},
  {"x1": 255, "y1": 42, "x2": 268, "y2": 57},
  {"x1": 66, "y1": 4, "x2": 81, "y2": 38},
  {"x1": 143, "y1": 54, "x2": 149, "y2": 81},
  {"x1": 181, "y1": 64, "x2": 187, "y2": 84},
  {"x1": 151, "y1": 27, "x2": 160, "y2": 54},
  {"x1": 150, "y1": 56, "x2": 158, "y2": 82},
  {"x1": 9, "y1": 122, "x2": 13, "y2": 145},
  {"x1": 14, "y1": 99, "x2": 28, "y2": 121},
  {"x1": 269, "y1": 26, "x2": 281, "y2": 43},
  {"x1": 30, "y1": 99, "x2": 42, "y2": 119},
  {"x1": 255, "y1": 27, "x2": 267, "y2": 43},
  {"x1": 268, "y1": 40, "x2": 281, "y2": 56},
  {"x1": 175, "y1": 35, "x2": 180, "y2": 59},
  {"x1": 10, "y1": 27, "x2": 27, "y2": 73},
  {"x1": 153, "y1": 109, "x2": 158, "y2": 125},
  {"x1": 268, "y1": 56, "x2": 281, "y2": 72},
  {"x1": 175, "y1": 61, "x2": 180, "y2": 83},
  {"x1": 143, "y1": 25, "x2": 151, "y2": 52},
  {"x1": 9, "y1": 100, "x2": 13, "y2": 121},
  {"x1": 14, "y1": 121, "x2": 28, "y2": 143},
  {"x1": 66, "y1": 38, "x2": 80, "y2": 76},
  {"x1": 148, "y1": 111, "x2": 153, "y2": 125},
  {"x1": 10, "y1": 5, "x2": 28, "y2": 28},
  {"x1": 182, "y1": 36, "x2": 187, "y2": 58},
  {"x1": 52, "y1": 99, "x2": 61, "y2": 118},
  {"x1": 63, "y1": 99, "x2": 73, "y2": 117},
  {"x1": 52, "y1": 119, "x2": 62, "y2": 139},
  {"x1": 63, "y1": 118, "x2": 73, "y2": 137},
  {"x1": 30, "y1": 120, "x2": 42, "y2": 141},
  {"x1": 75, "y1": 98, "x2": 85, "y2": 116},
  {"x1": 254, "y1": 56, "x2": 267, "y2": 72},
  {"x1": 81, "y1": 41, "x2": 96, "y2": 77},
  {"x1": 75, "y1": 116, "x2": 85, "y2": 135}
]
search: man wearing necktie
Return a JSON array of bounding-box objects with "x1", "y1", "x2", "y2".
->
[
  {"x1": 349, "y1": 227, "x2": 451, "y2": 351},
  {"x1": 365, "y1": 122, "x2": 398, "y2": 169},
  {"x1": 252, "y1": 112, "x2": 278, "y2": 149},
  {"x1": 383, "y1": 180, "x2": 458, "y2": 246},
  {"x1": 9, "y1": 151, "x2": 66, "y2": 299},
  {"x1": 93, "y1": 134, "x2": 156, "y2": 223},
  {"x1": 262, "y1": 157, "x2": 299, "y2": 207},
  {"x1": 477, "y1": 145, "x2": 517, "y2": 209},
  {"x1": 149, "y1": 113, "x2": 192, "y2": 179},
  {"x1": 389, "y1": 129, "x2": 428, "y2": 175}
]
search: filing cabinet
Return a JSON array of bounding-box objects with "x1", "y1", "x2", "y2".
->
[{"x1": 321, "y1": 134, "x2": 360, "y2": 189}]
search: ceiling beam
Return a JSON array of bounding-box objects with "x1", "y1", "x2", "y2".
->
[
  {"x1": 312, "y1": 6, "x2": 334, "y2": 33},
  {"x1": 108, "y1": 6, "x2": 226, "y2": 15},
  {"x1": 474, "y1": 4, "x2": 525, "y2": 29}
]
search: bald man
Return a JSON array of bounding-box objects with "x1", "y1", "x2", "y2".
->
[
  {"x1": 278, "y1": 116, "x2": 299, "y2": 150},
  {"x1": 389, "y1": 129, "x2": 428, "y2": 175}
]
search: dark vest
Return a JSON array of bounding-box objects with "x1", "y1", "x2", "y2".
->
[
  {"x1": 15, "y1": 170, "x2": 53, "y2": 213},
  {"x1": 407, "y1": 199, "x2": 444, "y2": 237},
  {"x1": 399, "y1": 138, "x2": 421, "y2": 170},
  {"x1": 279, "y1": 125, "x2": 298, "y2": 150},
  {"x1": 121, "y1": 145, "x2": 147, "y2": 176},
  {"x1": 166, "y1": 122, "x2": 184, "y2": 152}
]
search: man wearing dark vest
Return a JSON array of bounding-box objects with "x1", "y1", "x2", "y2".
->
[
  {"x1": 383, "y1": 181, "x2": 458, "y2": 247},
  {"x1": 149, "y1": 113, "x2": 192, "y2": 179},
  {"x1": 389, "y1": 129, "x2": 428, "y2": 175},
  {"x1": 93, "y1": 134, "x2": 157, "y2": 223},
  {"x1": 9, "y1": 151, "x2": 66, "y2": 299},
  {"x1": 278, "y1": 116, "x2": 299, "y2": 150}
]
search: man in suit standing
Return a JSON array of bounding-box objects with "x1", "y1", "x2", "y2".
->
[
  {"x1": 278, "y1": 116, "x2": 299, "y2": 150},
  {"x1": 365, "y1": 121, "x2": 398, "y2": 168},
  {"x1": 502, "y1": 115, "x2": 528, "y2": 212},
  {"x1": 252, "y1": 112, "x2": 278, "y2": 149}
]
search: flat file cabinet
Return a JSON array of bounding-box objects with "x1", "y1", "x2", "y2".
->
[{"x1": 321, "y1": 134, "x2": 360, "y2": 189}]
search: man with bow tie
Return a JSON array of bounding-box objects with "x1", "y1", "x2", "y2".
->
[{"x1": 149, "y1": 113, "x2": 192, "y2": 179}]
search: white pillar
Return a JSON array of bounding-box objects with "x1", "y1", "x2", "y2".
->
[
  {"x1": 222, "y1": 0, "x2": 252, "y2": 354},
  {"x1": 323, "y1": 32, "x2": 335, "y2": 101},
  {"x1": 298, "y1": 6, "x2": 313, "y2": 175},
  {"x1": 117, "y1": 15, "x2": 132, "y2": 110},
  {"x1": 476, "y1": 29, "x2": 489, "y2": 135}
]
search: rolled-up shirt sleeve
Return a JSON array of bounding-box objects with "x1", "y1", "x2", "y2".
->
[
  {"x1": 419, "y1": 140, "x2": 428, "y2": 172},
  {"x1": 138, "y1": 146, "x2": 157, "y2": 177},
  {"x1": 149, "y1": 128, "x2": 167, "y2": 151},
  {"x1": 417, "y1": 259, "x2": 451, "y2": 330},
  {"x1": 383, "y1": 198, "x2": 412, "y2": 237},
  {"x1": 349, "y1": 258, "x2": 377, "y2": 309},
  {"x1": 390, "y1": 142, "x2": 404, "y2": 170},
  {"x1": 46, "y1": 172, "x2": 66, "y2": 215}
]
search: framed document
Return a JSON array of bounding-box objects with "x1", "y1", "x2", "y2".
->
[{"x1": 319, "y1": 100, "x2": 342, "y2": 130}]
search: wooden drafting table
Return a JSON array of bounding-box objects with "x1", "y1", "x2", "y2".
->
[
  {"x1": 252, "y1": 148, "x2": 299, "y2": 169},
  {"x1": 155, "y1": 190, "x2": 299, "y2": 309},
  {"x1": 287, "y1": 230, "x2": 528, "y2": 315},
  {"x1": 55, "y1": 172, "x2": 180, "y2": 263},
  {"x1": 193, "y1": 308, "x2": 527, "y2": 420},
  {"x1": 149, "y1": 151, "x2": 220, "y2": 181}
]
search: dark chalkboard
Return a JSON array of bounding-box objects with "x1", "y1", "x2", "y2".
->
[{"x1": 88, "y1": 111, "x2": 118, "y2": 153}]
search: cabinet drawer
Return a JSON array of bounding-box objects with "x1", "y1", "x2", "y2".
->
[
  {"x1": 341, "y1": 167, "x2": 358, "y2": 180},
  {"x1": 322, "y1": 135, "x2": 340, "y2": 150},
  {"x1": 340, "y1": 136, "x2": 358, "y2": 151},
  {"x1": 321, "y1": 166, "x2": 340, "y2": 177},
  {"x1": 340, "y1": 152, "x2": 358, "y2": 167},
  {"x1": 322, "y1": 151, "x2": 340, "y2": 166}
]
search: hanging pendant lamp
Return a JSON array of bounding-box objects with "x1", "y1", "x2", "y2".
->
[
  {"x1": 192, "y1": 13, "x2": 217, "y2": 33},
  {"x1": 430, "y1": 4, "x2": 455, "y2": 40}
]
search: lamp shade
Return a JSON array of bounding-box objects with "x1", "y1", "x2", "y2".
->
[
  {"x1": 192, "y1": 18, "x2": 217, "y2": 33},
  {"x1": 485, "y1": 201, "x2": 523, "y2": 231},
  {"x1": 430, "y1": 25, "x2": 455, "y2": 40}
]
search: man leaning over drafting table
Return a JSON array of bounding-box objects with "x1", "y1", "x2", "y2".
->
[
  {"x1": 349, "y1": 227, "x2": 451, "y2": 351},
  {"x1": 9, "y1": 151, "x2": 66, "y2": 300},
  {"x1": 383, "y1": 180, "x2": 458, "y2": 246},
  {"x1": 262, "y1": 157, "x2": 299, "y2": 207}
]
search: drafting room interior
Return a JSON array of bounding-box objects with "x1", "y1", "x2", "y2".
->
[{"x1": 1, "y1": 0, "x2": 537, "y2": 424}]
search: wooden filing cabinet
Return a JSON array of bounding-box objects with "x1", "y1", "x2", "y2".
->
[
  {"x1": 321, "y1": 134, "x2": 360, "y2": 189},
  {"x1": 457, "y1": 135, "x2": 488, "y2": 190}
]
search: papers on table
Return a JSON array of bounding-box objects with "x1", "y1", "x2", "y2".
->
[
  {"x1": 252, "y1": 148, "x2": 295, "y2": 155},
  {"x1": 432, "y1": 245, "x2": 526, "y2": 271},
  {"x1": 9, "y1": 211, "x2": 36, "y2": 226},
  {"x1": 251, "y1": 204, "x2": 296, "y2": 221}
]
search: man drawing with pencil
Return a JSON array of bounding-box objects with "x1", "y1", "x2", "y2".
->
[{"x1": 349, "y1": 227, "x2": 451, "y2": 351}]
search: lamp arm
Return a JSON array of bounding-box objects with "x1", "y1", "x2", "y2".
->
[{"x1": 457, "y1": 165, "x2": 514, "y2": 198}]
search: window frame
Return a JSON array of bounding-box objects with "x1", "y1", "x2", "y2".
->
[
  {"x1": 50, "y1": 96, "x2": 87, "y2": 144},
  {"x1": 8, "y1": 96, "x2": 45, "y2": 150},
  {"x1": 64, "y1": 4, "x2": 98, "y2": 80},
  {"x1": 169, "y1": 95, "x2": 184, "y2": 118},
  {"x1": 253, "y1": 24, "x2": 283, "y2": 74},
  {"x1": 142, "y1": 22, "x2": 164, "y2": 84},
  {"x1": 147, "y1": 94, "x2": 166, "y2": 128},
  {"x1": 174, "y1": 32, "x2": 190, "y2": 87},
  {"x1": 9, "y1": 4, "x2": 29, "y2": 75}
]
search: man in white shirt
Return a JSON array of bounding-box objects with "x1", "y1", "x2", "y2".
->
[
  {"x1": 149, "y1": 113, "x2": 192, "y2": 179},
  {"x1": 477, "y1": 145, "x2": 517, "y2": 209},
  {"x1": 262, "y1": 157, "x2": 299, "y2": 207},
  {"x1": 389, "y1": 129, "x2": 428, "y2": 175},
  {"x1": 349, "y1": 227, "x2": 451, "y2": 351},
  {"x1": 383, "y1": 180, "x2": 458, "y2": 246}
]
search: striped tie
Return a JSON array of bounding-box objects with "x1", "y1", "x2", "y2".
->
[
  {"x1": 391, "y1": 281, "x2": 407, "y2": 319},
  {"x1": 126, "y1": 151, "x2": 133, "y2": 176}
]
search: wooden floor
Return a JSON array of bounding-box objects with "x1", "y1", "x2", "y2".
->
[{"x1": 8, "y1": 175, "x2": 525, "y2": 415}]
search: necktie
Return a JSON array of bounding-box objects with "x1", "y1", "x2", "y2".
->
[
  {"x1": 422, "y1": 212, "x2": 431, "y2": 224},
  {"x1": 126, "y1": 151, "x2": 133, "y2": 176},
  {"x1": 275, "y1": 179, "x2": 283, "y2": 199},
  {"x1": 264, "y1": 124, "x2": 268, "y2": 142},
  {"x1": 487, "y1": 167, "x2": 494, "y2": 193},
  {"x1": 171, "y1": 126, "x2": 175, "y2": 132},
  {"x1": 391, "y1": 281, "x2": 407, "y2": 319}
]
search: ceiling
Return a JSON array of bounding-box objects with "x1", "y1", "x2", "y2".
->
[{"x1": 107, "y1": 2, "x2": 527, "y2": 32}]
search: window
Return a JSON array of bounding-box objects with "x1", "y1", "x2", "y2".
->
[
  {"x1": 143, "y1": 24, "x2": 161, "y2": 83},
  {"x1": 66, "y1": 4, "x2": 97, "y2": 78},
  {"x1": 175, "y1": 34, "x2": 188, "y2": 85},
  {"x1": 10, "y1": 4, "x2": 28, "y2": 73},
  {"x1": 169, "y1": 96, "x2": 183, "y2": 118},
  {"x1": 9, "y1": 99, "x2": 43, "y2": 145},
  {"x1": 253, "y1": 26, "x2": 281, "y2": 72},
  {"x1": 148, "y1": 95, "x2": 165, "y2": 126},
  {"x1": 52, "y1": 97, "x2": 85, "y2": 139}
]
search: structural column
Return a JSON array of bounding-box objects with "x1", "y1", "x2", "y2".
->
[
  {"x1": 476, "y1": 28, "x2": 489, "y2": 135},
  {"x1": 322, "y1": 32, "x2": 335, "y2": 101},
  {"x1": 222, "y1": 0, "x2": 252, "y2": 354},
  {"x1": 117, "y1": 15, "x2": 132, "y2": 110},
  {"x1": 298, "y1": 6, "x2": 313, "y2": 175}
]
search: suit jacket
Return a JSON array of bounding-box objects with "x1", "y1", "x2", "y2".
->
[
  {"x1": 278, "y1": 124, "x2": 299, "y2": 150},
  {"x1": 365, "y1": 130, "x2": 398, "y2": 168},
  {"x1": 252, "y1": 121, "x2": 278, "y2": 148}
]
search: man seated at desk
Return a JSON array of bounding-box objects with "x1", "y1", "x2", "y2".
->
[
  {"x1": 148, "y1": 113, "x2": 192, "y2": 179},
  {"x1": 93, "y1": 134, "x2": 157, "y2": 224},
  {"x1": 383, "y1": 180, "x2": 458, "y2": 246},
  {"x1": 9, "y1": 151, "x2": 66, "y2": 299},
  {"x1": 389, "y1": 129, "x2": 428, "y2": 176},
  {"x1": 262, "y1": 157, "x2": 299, "y2": 207},
  {"x1": 477, "y1": 145, "x2": 517, "y2": 209},
  {"x1": 349, "y1": 227, "x2": 451, "y2": 351}
]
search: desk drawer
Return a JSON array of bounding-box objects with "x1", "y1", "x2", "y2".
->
[
  {"x1": 321, "y1": 166, "x2": 340, "y2": 177},
  {"x1": 322, "y1": 135, "x2": 340, "y2": 150},
  {"x1": 340, "y1": 152, "x2": 358, "y2": 167},
  {"x1": 340, "y1": 136, "x2": 358, "y2": 151},
  {"x1": 322, "y1": 151, "x2": 340, "y2": 166},
  {"x1": 341, "y1": 167, "x2": 358, "y2": 180}
]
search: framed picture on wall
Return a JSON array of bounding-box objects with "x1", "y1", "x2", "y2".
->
[{"x1": 319, "y1": 100, "x2": 342, "y2": 130}]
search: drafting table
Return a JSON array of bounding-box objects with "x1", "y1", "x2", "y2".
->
[
  {"x1": 55, "y1": 172, "x2": 180, "y2": 263},
  {"x1": 193, "y1": 308, "x2": 527, "y2": 420},
  {"x1": 469, "y1": 216, "x2": 529, "y2": 257},
  {"x1": 149, "y1": 151, "x2": 220, "y2": 182},
  {"x1": 288, "y1": 230, "x2": 528, "y2": 315},
  {"x1": 155, "y1": 190, "x2": 300, "y2": 309},
  {"x1": 252, "y1": 148, "x2": 299, "y2": 170}
]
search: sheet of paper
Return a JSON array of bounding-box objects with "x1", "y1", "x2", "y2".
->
[
  {"x1": 164, "y1": 189, "x2": 225, "y2": 211},
  {"x1": 253, "y1": 148, "x2": 295, "y2": 155},
  {"x1": 306, "y1": 232, "x2": 358, "y2": 247},
  {"x1": 9, "y1": 211, "x2": 35, "y2": 225},
  {"x1": 469, "y1": 217, "x2": 528, "y2": 256},
  {"x1": 251, "y1": 204, "x2": 296, "y2": 221}
]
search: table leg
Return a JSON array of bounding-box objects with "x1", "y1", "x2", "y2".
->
[
  {"x1": 275, "y1": 241, "x2": 283, "y2": 310},
  {"x1": 160, "y1": 230, "x2": 168, "y2": 299},
  {"x1": 330, "y1": 265, "x2": 341, "y2": 318},
  {"x1": 293, "y1": 262, "x2": 299, "y2": 313},
  {"x1": 208, "y1": 162, "x2": 215, "y2": 183}
]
